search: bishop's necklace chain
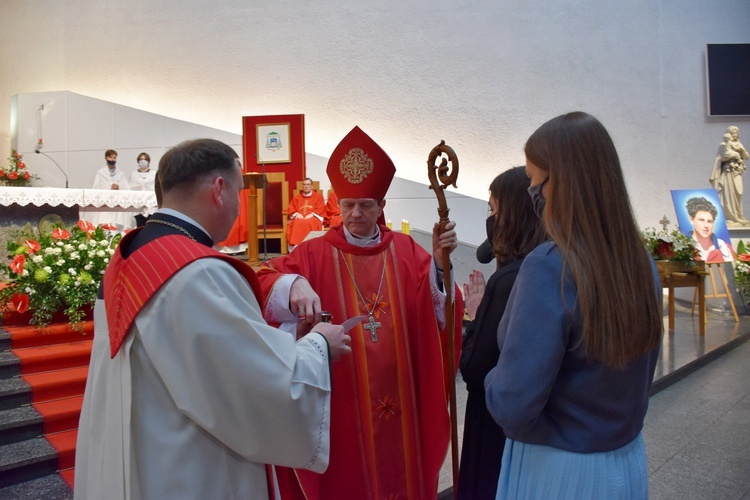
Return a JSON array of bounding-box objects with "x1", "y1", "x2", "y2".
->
[
  {"x1": 146, "y1": 219, "x2": 197, "y2": 242},
  {"x1": 339, "y1": 249, "x2": 387, "y2": 342}
]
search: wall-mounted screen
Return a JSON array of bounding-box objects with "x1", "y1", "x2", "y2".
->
[{"x1": 706, "y1": 44, "x2": 750, "y2": 116}]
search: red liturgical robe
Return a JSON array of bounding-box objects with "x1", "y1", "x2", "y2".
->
[
  {"x1": 257, "y1": 224, "x2": 463, "y2": 500},
  {"x1": 325, "y1": 191, "x2": 343, "y2": 228},
  {"x1": 286, "y1": 191, "x2": 325, "y2": 245}
]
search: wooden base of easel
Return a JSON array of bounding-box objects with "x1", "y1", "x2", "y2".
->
[{"x1": 692, "y1": 263, "x2": 739, "y2": 330}]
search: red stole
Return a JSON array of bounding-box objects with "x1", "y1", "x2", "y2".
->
[
  {"x1": 258, "y1": 225, "x2": 463, "y2": 500},
  {"x1": 104, "y1": 230, "x2": 263, "y2": 358}
]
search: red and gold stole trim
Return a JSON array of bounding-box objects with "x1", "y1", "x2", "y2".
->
[{"x1": 105, "y1": 231, "x2": 263, "y2": 358}]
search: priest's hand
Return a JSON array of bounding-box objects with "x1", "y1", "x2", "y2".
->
[
  {"x1": 311, "y1": 322, "x2": 351, "y2": 361},
  {"x1": 290, "y1": 276, "x2": 322, "y2": 325},
  {"x1": 432, "y1": 220, "x2": 458, "y2": 270}
]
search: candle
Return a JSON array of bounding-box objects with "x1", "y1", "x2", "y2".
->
[
  {"x1": 387, "y1": 220, "x2": 392, "y2": 229},
  {"x1": 401, "y1": 219, "x2": 410, "y2": 235}
]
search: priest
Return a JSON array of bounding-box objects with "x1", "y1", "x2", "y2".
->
[
  {"x1": 286, "y1": 177, "x2": 325, "y2": 247},
  {"x1": 74, "y1": 138, "x2": 351, "y2": 500},
  {"x1": 257, "y1": 126, "x2": 463, "y2": 500}
]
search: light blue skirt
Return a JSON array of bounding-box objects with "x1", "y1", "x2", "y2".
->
[{"x1": 496, "y1": 433, "x2": 648, "y2": 500}]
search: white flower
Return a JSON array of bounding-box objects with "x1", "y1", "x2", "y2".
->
[
  {"x1": 21, "y1": 269, "x2": 28, "y2": 276},
  {"x1": 108, "y1": 248, "x2": 115, "y2": 255},
  {"x1": 43, "y1": 266, "x2": 52, "y2": 273},
  {"x1": 84, "y1": 264, "x2": 91, "y2": 271},
  {"x1": 74, "y1": 281, "x2": 80, "y2": 287},
  {"x1": 32, "y1": 255, "x2": 43, "y2": 264},
  {"x1": 70, "y1": 252, "x2": 79, "y2": 260},
  {"x1": 43, "y1": 247, "x2": 54, "y2": 255},
  {"x1": 96, "y1": 250, "x2": 105, "y2": 258},
  {"x1": 63, "y1": 244, "x2": 74, "y2": 252},
  {"x1": 99, "y1": 240, "x2": 109, "y2": 247},
  {"x1": 52, "y1": 247, "x2": 62, "y2": 255},
  {"x1": 104, "y1": 258, "x2": 109, "y2": 263},
  {"x1": 56, "y1": 259, "x2": 65, "y2": 266},
  {"x1": 24, "y1": 287, "x2": 32, "y2": 293},
  {"x1": 68, "y1": 268, "x2": 77, "y2": 276},
  {"x1": 56, "y1": 241, "x2": 64, "y2": 247},
  {"x1": 100, "y1": 270, "x2": 105, "y2": 274},
  {"x1": 78, "y1": 244, "x2": 87, "y2": 251},
  {"x1": 89, "y1": 240, "x2": 97, "y2": 247},
  {"x1": 88, "y1": 251, "x2": 96, "y2": 258}
]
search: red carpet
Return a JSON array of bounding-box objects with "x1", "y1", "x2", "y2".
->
[{"x1": 5, "y1": 319, "x2": 93, "y2": 492}]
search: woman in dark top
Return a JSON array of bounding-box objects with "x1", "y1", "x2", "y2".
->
[
  {"x1": 457, "y1": 167, "x2": 546, "y2": 500},
  {"x1": 485, "y1": 112, "x2": 662, "y2": 499}
]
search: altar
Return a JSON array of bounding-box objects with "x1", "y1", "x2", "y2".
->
[{"x1": 0, "y1": 186, "x2": 157, "y2": 236}]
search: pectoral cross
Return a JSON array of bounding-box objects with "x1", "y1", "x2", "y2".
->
[{"x1": 364, "y1": 315, "x2": 381, "y2": 342}]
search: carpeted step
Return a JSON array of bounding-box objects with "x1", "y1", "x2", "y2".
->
[
  {"x1": 59, "y1": 468, "x2": 74, "y2": 490},
  {"x1": 6, "y1": 322, "x2": 93, "y2": 350},
  {"x1": 0, "y1": 436, "x2": 58, "y2": 488},
  {"x1": 46, "y1": 429, "x2": 77, "y2": 471},
  {"x1": 22, "y1": 366, "x2": 88, "y2": 404},
  {"x1": 0, "y1": 376, "x2": 30, "y2": 411},
  {"x1": 0, "y1": 406, "x2": 43, "y2": 446},
  {"x1": 33, "y1": 396, "x2": 83, "y2": 434},
  {"x1": 0, "y1": 472, "x2": 73, "y2": 500},
  {"x1": 12, "y1": 341, "x2": 92, "y2": 375},
  {"x1": 0, "y1": 350, "x2": 20, "y2": 380}
]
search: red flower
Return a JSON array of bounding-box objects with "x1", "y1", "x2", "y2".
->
[
  {"x1": 8, "y1": 293, "x2": 29, "y2": 314},
  {"x1": 22, "y1": 171, "x2": 30, "y2": 180},
  {"x1": 101, "y1": 223, "x2": 117, "y2": 231},
  {"x1": 0, "y1": 171, "x2": 5, "y2": 178},
  {"x1": 23, "y1": 240, "x2": 41, "y2": 254},
  {"x1": 52, "y1": 228, "x2": 71, "y2": 240},
  {"x1": 655, "y1": 240, "x2": 675, "y2": 260},
  {"x1": 77, "y1": 219, "x2": 96, "y2": 234},
  {"x1": 7, "y1": 172, "x2": 18, "y2": 180},
  {"x1": 18, "y1": 161, "x2": 26, "y2": 170},
  {"x1": 738, "y1": 253, "x2": 750, "y2": 262},
  {"x1": 9, "y1": 254, "x2": 26, "y2": 274}
]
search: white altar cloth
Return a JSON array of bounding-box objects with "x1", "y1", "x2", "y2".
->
[{"x1": 0, "y1": 187, "x2": 157, "y2": 230}]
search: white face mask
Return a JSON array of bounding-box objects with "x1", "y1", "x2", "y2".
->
[{"x1": 138, "y1": 160, "x2": 149, "y2": 169}]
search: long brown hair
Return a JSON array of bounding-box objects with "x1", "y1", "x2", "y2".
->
[
  {"x1": 524, "y1": 112, "x2": 661, "y2": 368},
  {"x1": 489, "y1": 167, "x2": 546, "y2": 262}
]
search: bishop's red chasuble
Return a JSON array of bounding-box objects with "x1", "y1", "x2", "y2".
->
[
  {"x1": 286, "y1": 191, "x2": 325, "y2": 245},
  {"x1": 257, "y1": 224, "x2": 462, "y2": 500}
]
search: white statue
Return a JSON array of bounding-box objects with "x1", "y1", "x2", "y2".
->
[{"x1": 710, "y1": 126, "x2": 750, "y2": 226}]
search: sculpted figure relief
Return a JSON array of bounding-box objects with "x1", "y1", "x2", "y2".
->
[{"x1": 710, "y1": 126, "x2": 750, "y2": 226}]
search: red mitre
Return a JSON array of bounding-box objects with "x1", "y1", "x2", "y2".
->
[{"x1": 326, "y1": 126, "x2": 395, "y2": 200}]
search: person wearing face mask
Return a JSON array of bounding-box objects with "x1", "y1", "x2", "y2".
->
[
  {"x1": 129, "y1": 152, "x2": 158, "y2": 227},
  {"x1": 90, "y1": 149, "x2": 132, "y2": 229},
  {"x1": 484, "y1": 112, "x2": 662, "y2": 499},
  {"x1": 457, "y1": 167, "x2": 546, "y2": 500},
  {"x1": 475, "y1": 196, "x2": 498, "y2": 266}
]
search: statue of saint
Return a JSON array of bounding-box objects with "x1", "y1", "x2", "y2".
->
[{"x1": 710, "y1": 126, "x2": 750, "y2": 226}]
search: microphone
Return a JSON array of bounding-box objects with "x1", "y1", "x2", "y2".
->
[{"x1": 35, "y1": 149, "x2": 69, "y2": 188}]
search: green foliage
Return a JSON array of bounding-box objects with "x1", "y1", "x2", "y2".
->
[
  {"x1": 0, "y1": 220, "x2": 119, "y2": 330},
  {"x1": 641, "y1": 227, "x2": 698, "y2": 263}
]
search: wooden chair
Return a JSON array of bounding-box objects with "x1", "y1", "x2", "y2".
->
[{"x1": 257, "y1": 172, "x2": 289, "y2": 255}]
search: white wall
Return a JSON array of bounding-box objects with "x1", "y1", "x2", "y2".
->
[
  {"x1": 11, "y1": 91, "x2": 242, "y2": 188},
  {"x1": 1, "y1": 0, "x2": 749, "y2": 245}
]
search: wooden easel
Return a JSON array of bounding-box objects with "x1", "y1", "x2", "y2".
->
[{"x1": 692, "y1": 262, "x2": 739, "y2": 323}]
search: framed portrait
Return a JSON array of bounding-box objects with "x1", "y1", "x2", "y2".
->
[
  {"x1": 256, "y1": 123, "x2": 291, "y2": 163},
  {"x1": 671, "y1": 188, "x2": 734, "y2": 263}
]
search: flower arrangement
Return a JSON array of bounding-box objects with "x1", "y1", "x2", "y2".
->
[
  {"x1": 733, "y1": 240, "x2": 750, "y2": 302},
  {"x1": 1, "y1": 150, "x2": 37, "y2": 187},
  {"x1": 0, "y1": 219, "x2": 121, "y2": 330},
  {"x1": 641, "y1": 227, "x2": 698, "y2": 263}
]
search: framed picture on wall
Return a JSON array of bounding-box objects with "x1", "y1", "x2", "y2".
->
[
  {"x1": 671, "y1": 188, "x2": 734, "y2": 263},
  {"x1": 256, "y1": 123, "x2": 291, "y2": 163}
]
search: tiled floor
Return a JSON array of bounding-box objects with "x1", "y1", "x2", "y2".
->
[{"x1": 439, "y1": 304, "x2": 750, "y2": 498}]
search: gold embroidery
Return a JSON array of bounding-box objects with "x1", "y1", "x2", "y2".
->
[{"x1": 339, "y1": 148, "x2": 374, "y2": 184}]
